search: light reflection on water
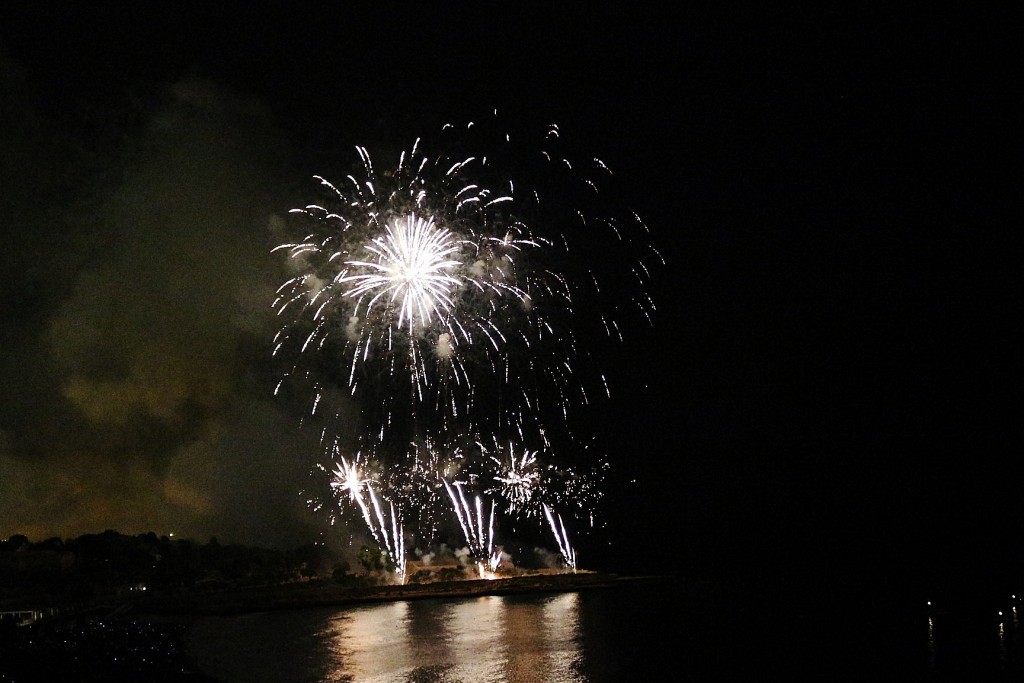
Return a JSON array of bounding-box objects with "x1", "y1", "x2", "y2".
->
[
  {"x1": 187, "y1": 591, "x2": 587, "y2": 682},
  {"x1": 327, "y1": 593, "x2": 583, "y2": 682},
  {"x1": 919, "y1": 596, "x2": 1024, "y2": 680}
]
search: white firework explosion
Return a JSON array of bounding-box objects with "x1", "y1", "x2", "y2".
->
[
  {"x1": 338, "y1": 214, "x2": 465, "y2": 334},
  {"x1": 273, "y1": 115, "x2": 659, "y2": 453},
  {"x1": 484, "y1": 440, "x2": 542, "y2": 516}
]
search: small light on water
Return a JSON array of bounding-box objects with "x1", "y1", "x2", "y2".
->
[{"x1": 927, "y1": 601, "x2": 931, "y2": 606}]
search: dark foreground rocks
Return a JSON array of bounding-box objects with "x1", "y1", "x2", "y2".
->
[{"x1": 0, "y1": 618, "x2": 218, "y2": 682}]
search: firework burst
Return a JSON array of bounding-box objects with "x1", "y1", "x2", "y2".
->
[
  {"x1": 338, "y1": 213, "x2": 466, "y2": 334},
  {"x1": 272, "y1": 113, "x2": 660, "y2": 453},
  {"x1": 472, "y1": 433, "x2": 609, "y2": 533},
  {"x1": 486, "y1": 441, "x2": 541, "y2": 516}
]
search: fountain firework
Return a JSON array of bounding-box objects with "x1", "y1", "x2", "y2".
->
[
  {"x1": 328, "y1": 455, "x2": 406, "y2": 580},
  {"x1": 443, "y1": 479, "x2": 501, "y2": 577},
  {"x1": 544, "y1": 504, "x2": 577, "y2": 571}
]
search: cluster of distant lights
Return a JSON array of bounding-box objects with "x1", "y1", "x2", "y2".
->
[
  {"x1": 924, "y1": 594, "x2": 1019, "y2": 619},
  {"x1": 921, "y1": 593, "x2": 1024, "y2": 672},
  {"x1": 925, "y1": 595, "x2": 1021, "y2": 650},
  {"x1": 276, "y1": 113, "x2": 658, "y2": 580}
]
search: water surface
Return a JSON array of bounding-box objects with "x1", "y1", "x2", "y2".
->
[
  {"x1": 185, "y1": 580, "x2": 687, "y2": 682},
  {"x1": 183, "y1": 576, "x2": 1024, "y2": 681}
]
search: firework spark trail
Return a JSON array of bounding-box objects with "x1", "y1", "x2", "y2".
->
[
  {"x1": 544, "y1": 504, "x2": 576, "y2": 571},
  {"x1": 443, "y1": 479, "x2": 501, "y2": 576},
  {"x1": 330, "y1": 456, "x2": 407, "y2": 579},
  {"x1": 367, "y1": 485, "x2": 406, "y2": 579}
]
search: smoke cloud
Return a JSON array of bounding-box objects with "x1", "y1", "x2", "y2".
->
[{"x1": 0, "y1": 71, "x2": 329, "y2": 547}]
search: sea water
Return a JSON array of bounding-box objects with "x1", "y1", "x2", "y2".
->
[
  {"x1": 182, "y1": 577, "x2": 1024, "y2": 681},
  {"x1": 183, "y1": 579, "x2": 692, "y2": 682}
]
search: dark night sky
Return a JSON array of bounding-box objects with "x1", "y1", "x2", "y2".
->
[{"x1": 0, "y1": 5, "x2": 1018, "y2": 589}]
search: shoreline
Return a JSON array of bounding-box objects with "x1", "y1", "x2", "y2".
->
[{"x1": 131, "y1": 571, "x2": 670, "y2": 618}]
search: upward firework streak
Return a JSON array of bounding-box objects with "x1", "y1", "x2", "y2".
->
[
  {"x1": 278, "y1": 113, "x2": 659, "y2": 574},
  {"x1": 444, "y1": 479, "x2": 501, "y2": 577},
  {"x1": 329, "y1": 456, "x2": 406, "y2": 579},
  {"x1": 544, "y1": 504, "x2": 577, "y2": 571}
]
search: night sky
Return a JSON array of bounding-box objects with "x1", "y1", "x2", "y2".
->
[{"x1": 0, "y1": 6, "x2": 1017, "y2": 591}]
